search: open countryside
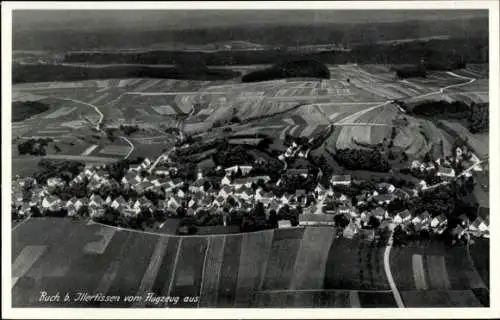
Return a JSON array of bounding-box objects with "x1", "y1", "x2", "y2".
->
[{"x1": 10, "y1": 9, "x2": 490, "y2": 309}]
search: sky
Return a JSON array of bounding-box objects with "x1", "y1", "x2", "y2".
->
[{"x1": 13, "y1": 9, "x2": 488, "y2": 32}]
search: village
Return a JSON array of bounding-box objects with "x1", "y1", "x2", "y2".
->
[{"x1": 11, "y1": 133, "x2": 489, "y2": 243}]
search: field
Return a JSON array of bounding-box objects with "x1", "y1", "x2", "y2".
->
[
  {"x1": 12, "y1": 63, "x2": 488, "y2": 169},
  {"x1": 390, "y1": 241, "x2": 488, "y2": 307},
  {"x1": 12, "y1": 218, "x2": 467, "y2": 308}
]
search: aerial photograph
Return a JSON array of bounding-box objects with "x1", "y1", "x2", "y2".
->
[{"x1": 9, "y1": 7, "x2": 490, "y2": 309}]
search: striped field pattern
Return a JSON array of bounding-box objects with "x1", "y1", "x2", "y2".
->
[{"x1": 11, "y1": 217, "x2": 488, "y2": 308}]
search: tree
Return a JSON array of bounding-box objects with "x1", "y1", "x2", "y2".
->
[{"x1": 334, "y1": 214, "x2": 349, "y2": 228}]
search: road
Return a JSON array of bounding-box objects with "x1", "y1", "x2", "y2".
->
[
  {"x1": 51, "y1": 96, "x2": 104, "y2": 130},
  {"x1": 119, "y1": 136, "x2": 135, "y2": 160},
  {"x1": 383, "y1": 228, "x2": 405, "y2": 308}
]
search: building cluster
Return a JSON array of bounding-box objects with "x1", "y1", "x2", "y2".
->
[
  {"x1": 12, "y1": 143, "x2": 489, "y2": 240},
  {"x1": 410, "y1": 146, "x2": 483, "y2": 188}
]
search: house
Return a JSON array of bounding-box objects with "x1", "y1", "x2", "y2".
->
[
  {"x1": 221, "y1": 176, "x2": 232, "y2": 186},
  {"x1": 105, "y1": 195, "x2": 113, "y2": 205},
  {"x1": 430, "y1": 214, "x2": 447, "y2": 228},
  {"x1": 418, "y1": 180, "x2": 427, "y2": 189},
  {"x1": 280, "y1": 193, "x2": 291, "y2": 205},
  {"x1": 89, "y1": 194, "x2": 104, "y2": 207},
  {"x1": 41, "y1": 195, "x2": 62, "y2": 211},
  {"x1": 373, "y1": 193, "x2": 397, "y2": 205},
  {"x1": 452, "y1": 225, "x2": 467, "y2": 239},
  {"x1": 224, "y1": 165, "x2": 253, "y2": 176},
  {"x1": 218, "y1": 185, "x2": 234, "y2": 199},
  {"x1": 458, "y1": 214, "x2": 470, "y2": 227},
  {"x1": 343, "y1": 221, "x2": 359, "y2": 239},
  {"x1": 232, "y1": 176, "x2": 270, "y2": 189},
  {"x1": 73, "y1": 198, "x2": 86, "y2": 211},
  {"x1": 412, "y1": 211, "x2": 431, "y2": 226},
  {"x1": 468, "y1": 216, "x2": 489, "y2": 236},
  {"x1": 18, "y1": 202, "x2": 32, "y2": 216},
  {"x1": 47, "y1": 177, "x2": 65, "y2": 188},
  {"x1": 437, "y1": 167, "x2": 455, "y2": 178},
  {"x1": 393, "y1": 188, "x2": 410, "y2": 200},
  {"x1": 176, "y1": 189, "x2": 186, "y2": 198},
  {"x1": 411, "y1": 160, "x2": 421, "y2": 170},
  {"x1": 255, "y1": 189, "x2": 273, "y2": 204},
  {"x1": 330, "y1": 175, "x2": 351, "y2": 186},
  {"x1": 212, "y1": 196, "x2": 225, "y2": 208},
  {"x1": 65, "y1": 197, "x2": 78, "y2": 209},
  {"x1": 314, "y1": 183, "x2": 326, "y2": 198},
  {"x1": 67, "y1": 204, "x2": 77, "y2": 216},
  {"x1": 370, "y1": 207, "x2": 388, "y2": 220},
  {"x1": 89, "y1": 206, "x2": 106, "y2": 218},
  {"x1": 286, "y1": 168, "x2": 310, "y2": 179},
  {"x1": 394, "y1": 209, "x2": 412, "y2": 224},
  {"x1": 189, "y1": 179, "x2": 208, "y2": 193},
  {"x1": 376, "y1": 183, "x2": 396, "y2": 193},
  {"x1": 111, "y1": 196, "x2": 128, "y2": 210},
  {"x1": 236, "y1": 186, "x2": 254, "y2": 201},
  {"x1": 278, "y1": 219, "x2": 292, "y2": 229}
]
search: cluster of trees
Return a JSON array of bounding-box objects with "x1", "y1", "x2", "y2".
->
[
  {"x1": 17, "y1": 138, "x2": 52, "y2": 156},
  {"x1": 334, "y1": 149, "x2": 390, "y2": 172},
  {"x1": 12, "y1": 100, "x2": 49, "y2": 122},
  {"x1": 410, "y1": 100, "x2": 488, "y2": 134},
  {"x1": 34, "y1": 159, "x2": 85, "y2": 184},
  {"x1": 411, "y1": 100, "x2": 470, "y2": 117},
  {"x1": 468, "y1": 103, "x2": 489, "y2": 133},
  {"x1": 393, "y1": 65, "x2": 427, "y2": 78},
  {"x1": 213, "y1": 144, "x2": 255, "y2": 167},
  {"x1": 120, "y1": 124, "x2": 140, "y2": 136},
  {"x1": 242, "y1": 59, "x2": 330, "y2": 82},
  {"x1": 13, "y1": 64, "x2": 241, "y2": 84}
]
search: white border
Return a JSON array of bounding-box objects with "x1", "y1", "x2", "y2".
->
[{"x1": 2, "y1": 1, "x2": 499, "y2": 319}]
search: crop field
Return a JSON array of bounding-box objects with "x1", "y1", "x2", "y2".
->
[
  {"x1": 18, "y1": 219, "x2": 482, "y2": 307},
  {"x1": 324, "y1": 237, "x2": 389, "y2": 290},
  {"x1": 335, "y1": 104, "x2": 397, "y2": 150},
  {"x1": 390, "y1": 241, "x2": 488, "y2": 307}
]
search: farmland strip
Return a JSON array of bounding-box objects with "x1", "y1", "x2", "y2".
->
[
  {"x1": 199, "y1": 236, "x2": 226, "y2": 307},
  {"x1": 412, "y1": 254, "x2": 428, "y2": 290},
  {"x1": 132, "y1": 237, "x2": 169, "y2": 307},
  {"x1": 12, "y1": 245, "x2": 47, "y2": 288},
  {"x1": 217, "y1": 235, "x2": 243, "y2": 307},
  {"x1": 234, "y1": 230, "x2": 274, "y2": 307},
  {"x1": 426, "y1": 255, "x2": 451, "y2": 290},
  {"x1": 290, "y1": 227, "x2": 336, "y2": 290}
]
